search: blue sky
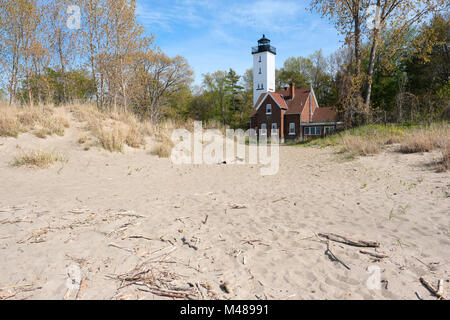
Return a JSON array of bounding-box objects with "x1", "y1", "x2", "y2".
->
[{"x1": 136, "y1": 0, "x2": 344, "y2": 85}]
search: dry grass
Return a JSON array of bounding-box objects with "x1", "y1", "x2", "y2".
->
[
  {"x1": 150, "y1": 129, "x2": 174, "y2": 158},
  {"x1": 12, "y1": 149, "x2": 67, "y2": 168},
  {"x1": 437, "y1": 144, "x2": 450, "y2": 172},
  {"x1": 0, "y1": 107, "x2": 21, "y2": 137},
  {"x1": 97, "y1": 125, "x2": 127, "y2": 152},
  {"x1": 1, "y1": 102, "x2": 213, "y2": 154},
  {"x1": 69, "y1": 104, "x2": 147, "y2": 151},
  {"x1": 0, "y1": 103, "x2": 70, "y2": 138},
  {"x1": 340, "y1": 135, "x2": 381, "y2": 156},
  {"x1": 302, "y1": 123, "x2": 449, "y2": 161},
  {"x1": 399, "y1": 125, "x2": 449, "y2": 154},
  {"x1": 78, "y1": 135, "x2": 88, "y2": 144},
  {"x1": 125, "y1": 125, "x2": 146, "y2": 148},
  {"x1": 68, "y1": 104, "x2": 195, "y2": 154},
  {"x1": 399, "y1": 132, "x2": 434, "y2": 153}
]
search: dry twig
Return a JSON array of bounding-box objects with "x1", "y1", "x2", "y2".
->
[
  {"x1": 419, "y1": 277, "x2": 446, "y2": 300},
  {"x1": 325, "y1": 241, "x2": 351, "y2": 270},
  {"x1": 318, "y1": 233, "x2": 380, "y2": 248},
  {"x1": 359, "y1": 250, "x2": 388, "y2": 259}
]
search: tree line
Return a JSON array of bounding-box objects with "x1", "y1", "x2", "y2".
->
[
  {"x1": 0, "y1": 0, "x2": 193, "y2": 123},
  {"x1": 0, "y1": 0, "x2": 448, "y2": 128}
]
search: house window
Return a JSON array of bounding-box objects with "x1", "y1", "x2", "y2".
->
[
  {"x1": 271, "y1": 123, "x2": 278, "y2": 135},
  {"x1": 305, "y1": 126, "x2": 322, "y2": 135},
  {"x1": 260, "y1": 123, "x2": 267, "y2": 136},
  {"x1": 289, "y1": 123, "x2": 295, "y2": 135},
  {"x1": 266, "y1": 104, "x2": 272, "y2": 115},
  {"x1": 324, "y1": 126, "x2": 335, "y2": 135},
  {"x1": 316, "y1": 127, "x2": 322, "y2": 135}
]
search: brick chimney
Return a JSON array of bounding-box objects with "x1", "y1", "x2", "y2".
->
[{"x1": 289, "y1": 82, "x2": 295, "y2": 99}]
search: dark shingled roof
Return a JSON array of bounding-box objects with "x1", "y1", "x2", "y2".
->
[
  {"x1": 278, "y1": 88, "x2": 311, "y2": 115},
  {"x1": 311, "y1": 107, "x2": 338, "y2": 122}
]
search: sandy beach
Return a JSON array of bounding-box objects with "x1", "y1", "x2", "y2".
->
[{"x1": 0, "y1": 121, "x2": 448, "y2": 300}]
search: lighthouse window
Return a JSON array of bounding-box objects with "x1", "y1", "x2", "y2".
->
[
  {"x1": 259, "y1": 56, "x2": 261, "y2": 62},
  {"x1": 259, "y1": 68, "x2": 261, "y2": 74}
]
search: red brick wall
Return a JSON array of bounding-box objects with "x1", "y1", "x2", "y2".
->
[
  {"x1": 251, "y1": 95, "x2": 283, "y2": 138},
  {"x1": 284, "y1": 114, "x2": 300, "y2": 139},
  {"x1": 300, "y1": 93, "x2": 319, "y2": 123},
  {"x1": 301, "y1": 96, "x2": 310, "y2": 122}
]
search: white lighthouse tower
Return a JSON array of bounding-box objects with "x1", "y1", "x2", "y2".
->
[{"x1": 252, "y1": 35, "x2": 276, "y2": 107}]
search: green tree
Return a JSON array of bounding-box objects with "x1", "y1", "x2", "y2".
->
[{"x1": 224, "y1": 68, "x2": 245, "y2": 127}]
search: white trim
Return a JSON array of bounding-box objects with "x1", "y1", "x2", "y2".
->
[
  {"x1": 254, "y1": 92, "x2": 269, "y2": 110},
  {"x1": 311, "y1": 86, "x2": 319, "y2": 108},
  {"x1": 301, "y1": 121, "x2": 343, "y2": 125},
  {"x1": 309, "y1": 85, "x2": 320, "y2": 121}
]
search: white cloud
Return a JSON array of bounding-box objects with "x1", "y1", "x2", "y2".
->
[{"x1": 137, "y1": 0, "x2": 311, "y2": 33}]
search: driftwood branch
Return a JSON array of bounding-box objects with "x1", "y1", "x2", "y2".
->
[
  {"x1": 359, "y1": 250, "x2": 388, "y2": 259},
  {"x1": 325, "y1": 241, "x2": 351, "y2": 270},
  {"x1": 318, "y1": 233, "x2": 380, "y2": 248},
  {"x1": 419, "y1": 277, "x2": 446, "y2": 300},
  {"x1": 75, "y1": 278, "x2": 86, "y2": 300}
]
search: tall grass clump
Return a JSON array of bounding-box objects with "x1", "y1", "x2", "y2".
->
[
  {"x1": 150, "y1": 127, "x2": 174, "y2": 158},
  {"x1": 399, "y1": 124, "x2": 449, "y2": 154},
  {"x1": 12, "y1": 149, "x2": 67, "y2": 168},
  {"x1": 97, "y1": 125, "x2": 127, "y2": 152},
  {"x1": 296, "y1": 123, "x2": 449, "y2": 160},
  {"x1": 70, "y1": 104, "x2": 147, "y2": 151},
  {"x1": 438, "y1": 144, "x2": 450, "y2": 172},
  {"x1": 0, "y1": 104, "x2": 21, "y2": 137},
  {"x1": 0, "y1": 103, "x2": 70, "y2": 138},
  {"x1": 340, "y1": 135, "x2": 381, "y2": 156}
]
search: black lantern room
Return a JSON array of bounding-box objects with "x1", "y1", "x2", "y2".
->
[{"x1": 252, "y1": 34, "x2": 276, "y2": 55}]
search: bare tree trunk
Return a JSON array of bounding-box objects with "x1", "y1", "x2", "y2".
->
[
  {"x1": 364, "y1": 0, "x2": 382, "y2": 110},
  {"x1": 353, "y1": 1, "x2": 361, "y2": 77},
  {"x1": 89, "y1": 53, "x2": 98, "y2": 109},
  {"x1": 8, "y1": 49, "x2": 18, "y2": 105},
  {"x1": 57, "y1": 31, "x2": 67, "y2": 103}
]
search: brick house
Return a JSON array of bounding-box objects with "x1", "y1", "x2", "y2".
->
[
  {"x1": 250, "y1": 35, "x2": 343, "y2": 141},
  {"x1": 250, "y1": 83, "x2": 343, "y2": 141}
]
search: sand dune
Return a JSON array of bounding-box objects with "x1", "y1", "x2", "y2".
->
[{"x1": 0, "y1": 124, "x2": 449, "y2": 300}]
